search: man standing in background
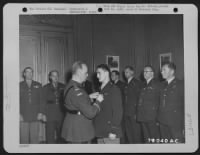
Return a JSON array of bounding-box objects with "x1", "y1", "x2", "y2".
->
[
  {"x1": 20, "y1": 67, "x2": 43, "y2": 144},
  {"x1": 61, "y1": 61, "x2": 104, "y2": 143},
  {"x1": 111, "y1": 70, "x2": 126, "y2": 143},
  {"x1": 123, "y1": 66, "x2": 143, "y2": 143},
  {"x1": 42, "y1": 70, "x2": 65, "y2": 143},
  {"x1": 157, "y1": 62, "x2": 184, "y2": 143},
  {"x1": 94, "y1": 64, "x2": 123, "y2": 144},
  {"x1": 137, "y1": 65, "x2": 160, "y2": 143}
]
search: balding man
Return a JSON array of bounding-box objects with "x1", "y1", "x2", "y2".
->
[{"x1": 61, "y1": 61, "x2": 104, "y2": 143}]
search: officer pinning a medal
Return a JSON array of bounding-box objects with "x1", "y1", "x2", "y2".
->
[{"x1": 61, "y1": 61, "x2": 104, "y2": 144}]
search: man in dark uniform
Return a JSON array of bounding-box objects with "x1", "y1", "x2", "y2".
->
[
  {"x1": 111, "y1": 70, "x2": 126, "y2": 143},
  {"x1": 123, "y1": 66, "x2": 143, "y2": 144},
  {"x1": 137, "y1": 65, "x2": 160, "y2": 143},
  {"x1": 41, "y1": 70, "x2": 65, "y2": 143},
  {"x1": 94, "y1": 65, "x2": 123, "y2": 144},
  {"x1": 157, "y1": 62, "x2": 184, "y2": 143},
  {"x1": 61, "y1": 61, "x2": 104, "y2": 144},
  {"x1": 20, "y1": 67, "x2": 43, "y2": 144},
  {"x1": 111, "y1": 70, "x2": 126, "y2": 97}
]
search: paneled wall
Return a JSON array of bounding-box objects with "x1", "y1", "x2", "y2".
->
[
  {"x1": 20, "y1": 14, "x2": 184, "y2": 85},
  {"x1": 74, "y1": 14, "x2": 184, "y2": 80}
]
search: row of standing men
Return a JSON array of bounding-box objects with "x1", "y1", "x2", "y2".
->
[{"x1": 20, "y1": 61, "x2": 184, "y2": 144}]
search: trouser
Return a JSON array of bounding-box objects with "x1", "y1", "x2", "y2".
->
[
  {"x1": 120, "y1": 117, "x2": 128, "y2": 144},
  {"x1": 46, "y1": 121, "x2": 62, "y2": 144},
  {"x1": 159, "y1": 123, "x2": 185, "y2": 143},
  {"x1": 124, "y1": 116, "x2": 143, "y2": 144},
  {"x1": 141, "y1": 121, "x2": 160, "y2": 143},
  {"x1": 20, "y1": 121, "x2": 40, "y2": 144}
]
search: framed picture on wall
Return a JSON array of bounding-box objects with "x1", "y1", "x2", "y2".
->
[
  {"x1": 106, "y1": 55, "x2": 120, "y2": 71},
  {"x1": 159, "y1": 53, "x2": 172, "y2": 69}
]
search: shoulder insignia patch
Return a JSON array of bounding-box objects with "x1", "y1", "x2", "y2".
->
[{"x1": 74, "y1": 88, "x2": 80, "y2": 91}]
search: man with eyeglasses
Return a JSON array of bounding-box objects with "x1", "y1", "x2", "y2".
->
[{"x1": 137, "y1": 65, "x2": 161, "y2": 143}]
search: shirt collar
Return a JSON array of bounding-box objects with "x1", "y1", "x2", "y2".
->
[
  {"x1": 115, "y1": 79, "x2": 119, "y2": 84},
  {"x1": 128, "y1": 77, "x2": 133, "y2": 84},
  {"x1": 146, "y1": 77, "x2": 153, "y2": 84},
  {"x1": 167, "y1": 76, "x2": 175, "y2": 84}
]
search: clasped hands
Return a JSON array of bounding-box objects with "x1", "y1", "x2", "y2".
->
[{"x1": 89, "y1": 92, "x2": 104, "y2": 102}]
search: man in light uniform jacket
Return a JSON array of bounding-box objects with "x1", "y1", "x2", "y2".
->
[{"x1": 61, "y1": 61, "x2": 104, "y2": 144}]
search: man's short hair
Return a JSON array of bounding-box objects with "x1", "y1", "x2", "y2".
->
[
  {"x1": 49, "y1": 70, "x2": 59, "y2": 77},
  {"x1": 72, "y1": 61, "x2": 87, "y2": 75},
  {"x1": 96, "y1": 64, "x2": 111, "y2": 75},
  {"x1": 111, "y1": 70, "x2": 120, "y2": 76},
  {"x1": 144, "y1": 65, "x2": 155, "y2": 73},
  {"x1": 124, "y1": 65, "x2": 134, "y2": 72},
  {"x1": 23, "y1": 67, "x2": 33, "y2": 78},
  {"x1": 162, "y1": 62, "x2": 176, "y2": 72}
]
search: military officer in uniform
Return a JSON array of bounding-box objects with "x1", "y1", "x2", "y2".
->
[
  {"x1": 157, "y1": 62, "x2": 184, "y2": 143},
  {"x1": 20, "y1": 67, "x2": 43, "y2": 144},
  {"x1": 42, "y1": 70, "x2": 65, "y2": 143},
  {"x1": 61, "y1": 61, "x2": 104, "y2": 143},
  {"x1": 111, "y1": 70, "x2": 126, "y2": 98},
  {"x1": 94, "y1": 64, "x2": 123, "y2": 143},
  {"x1": 137, "y1": 65, "x2": 160, "y2": 143},
  {"x1": 111, "y1": 70, "x2": 126, "y2": 143},
  {"x1": 123, "y1": 66, "x2": 143, "y2": 144}
]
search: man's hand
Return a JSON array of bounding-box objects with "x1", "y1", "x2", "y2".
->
[
  {"x1": 89, "y1": 92, "x2": 100, "y2": 99},
  {"x1": 96, "y1": 94, "x2": 104, "y2": 102},
  {"x1": 37, "y1": 113, "x2": 43, "y2": 121},
  {"x1": 108, "y1": 133, "x2": 117, "y2": 139}
]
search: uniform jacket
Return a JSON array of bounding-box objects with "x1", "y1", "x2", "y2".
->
[
  {"x1": 137, "y1": 79, "x2": 161, "y2": 122},
  {"x1": 115, "y1": 80, "x2": 126, "y2": 106},
  {"x1": 41, "y1": 82, "x2": 65, "y2": 122},
  {"x1": 157, "y1": 78, "x2": 184, "y2": 127},
  {"x1": 20, "y1": 80, "x2": 42, "y2": 122},
  {"x1": 124, "y1": 77, "x2": 142, "y2": 117},
  {"x1": 61, "y1": 80, "x2": 100, "y2": 142},
  {"x1": 94, "y1": 82, "x2": 123, "y2": 138}
]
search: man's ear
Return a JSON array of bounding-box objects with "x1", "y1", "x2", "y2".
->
[{"x1": 171, "y1": 69, "x2": 175, "y2": 76}]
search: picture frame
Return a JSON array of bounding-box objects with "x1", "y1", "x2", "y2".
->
[
  {"x1": 106, "y1": 55, "x2": 120, "y2": 71},
  {"x1": 159, "y1": 53, "x2": 172, "y2": 69}
]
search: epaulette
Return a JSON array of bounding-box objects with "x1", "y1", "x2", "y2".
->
[{"x1": 64, "y1": 85, "x2": 74, "y2": 100}]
